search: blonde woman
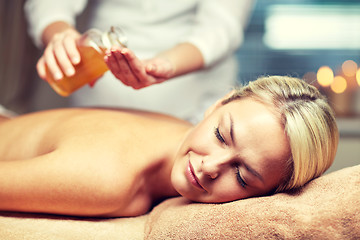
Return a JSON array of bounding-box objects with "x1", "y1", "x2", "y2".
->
[{"x1": 0, "y1": 76, "x2": 338, "y2": 217}]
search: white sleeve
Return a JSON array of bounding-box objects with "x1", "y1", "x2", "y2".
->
[
  {"x1": 182, "y1": 0, "x2": 255, "y2": 67},
  {"x1": 24, "y1": 0, "x2": 88, "y2": 48}
]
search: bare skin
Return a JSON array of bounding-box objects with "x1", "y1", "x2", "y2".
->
[
  {"x1": 0, "y1": 108, "x2": 190, "y2": 217},
  {"x1": 0, "y1": 98, "x2": 290, "y2": 218}
]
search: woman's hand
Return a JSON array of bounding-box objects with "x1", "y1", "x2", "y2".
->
[
  {"x1": 37, "y1": 26, "x2": 81, "y2": 81},
  {"x1": 105, "y1": 47, "x2": 175, "y2": 89}
]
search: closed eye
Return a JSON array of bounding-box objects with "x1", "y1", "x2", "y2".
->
[
  {"x1": 235, "y1": 166, "x2": 247, "y2": 188},
  {"x1": 214, "y1": 127, "x2": 226, "y2": 144}
]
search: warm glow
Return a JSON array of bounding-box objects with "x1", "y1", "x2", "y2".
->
[
  {"x1": 331, "y1": 76, "x2": 347, "y2": 94},
  {"x1": 356, "y1": 68, "x2": 360, "y2": 86},
  {"x1": 317, "y1": 66, "x2": 334, "y2": 87},
  {"x1": 342, "y1": 60, "x2": 358, "y2": 77}
]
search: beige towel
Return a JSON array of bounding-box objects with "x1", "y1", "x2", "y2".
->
[
  {"x1": 0, "y1": 212, "x2": 147, "y2": 240},
  {"x1": 145, "y1": 164, "x2": 360, "y2": 239}
]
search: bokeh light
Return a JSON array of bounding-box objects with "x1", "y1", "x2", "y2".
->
[
  {"x1": 342, "y1": 60, "x2": 358, "y2": 77},
  {"x1": 356, "y1": 68, "x2": 360, "y2": 86},
  {"x1": 317, "y1": 66, "x2": 334, "y2": 87},
  {"x1": 330, "y1": 76, "x2": 347, "y2": 94}
]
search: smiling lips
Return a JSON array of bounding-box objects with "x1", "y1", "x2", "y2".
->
[{"x1": 186, "y1": 160, "x2": 205, "y2": 191}]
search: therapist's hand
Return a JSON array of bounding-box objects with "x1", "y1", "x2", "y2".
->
[
  {"x1": 37, "y1": 25, "x2": 81, "y2": 81},
  {"x1": 105, "y1": 47, "x2": 175, "y2": 89}
]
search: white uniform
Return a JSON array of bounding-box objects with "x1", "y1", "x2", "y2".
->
[{"x1": 25, "y1": 0, "x2": 253, "y2": 122}]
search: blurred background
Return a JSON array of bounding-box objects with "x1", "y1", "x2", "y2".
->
[{"x1": 0, "y1": 0, "x2": 359, "y2": 172}]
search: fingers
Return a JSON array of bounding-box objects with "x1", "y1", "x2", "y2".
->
[
  {"x1": 43, "y1": 41, "x2": 64, "y2": 80},
  {"x1": 105, "y1": 48, "x2": 156, "y2": 89},
  {"x1": 41, "y1": 30, "x2": 81, "y2": 81},
  {"x1": 121, "y1": 48, "x2": 157, "y2": 87},
  {"x1": 36, "y1": 57, "x2": 47, "y2": 80},
  {"x1": 104, "y1": 48, "x2": 124, "y2": 80},
  {"x1": 63, "y1": 35, "x2": 80, "y2": 65},
  {"x1": 52, "y1": 36, "x2": 75, "y2": 77}
]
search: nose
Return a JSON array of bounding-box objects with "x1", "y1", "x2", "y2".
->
[{"x1": 200, "y1": 154, "x2": 231, "y2": 179}]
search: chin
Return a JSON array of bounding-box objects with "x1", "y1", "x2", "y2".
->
[{"x1": 171, "y1": 171, "x2": 200, "y2": 202}]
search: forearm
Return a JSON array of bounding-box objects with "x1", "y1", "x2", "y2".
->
[
  {"x1": 156, "y1": 42, "x2": 204, "y2": 78},
  {"x1": 0, "y1": 150, "x2": 131, "y2": 217},
  {"x1": 180, "y1": 0, "x2": 254, "y2": 66},
  {"x1": 24, "y1": 0, "x2": 87, "y2": 47}
]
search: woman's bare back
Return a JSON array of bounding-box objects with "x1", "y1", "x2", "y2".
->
[{"x1": 0, "y1": 108, "x2": 191, "y2": 217}]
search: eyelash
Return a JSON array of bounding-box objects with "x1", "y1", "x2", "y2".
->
[
  {"x1": 235, "y1": 166, "x2": 247, "y2": 188},
  {"x1": 214, "y1": 127, "x2": 226, "y2": 144},
  {"x1": 215, "y1": 127, "x2": 247, "y2": 188}
]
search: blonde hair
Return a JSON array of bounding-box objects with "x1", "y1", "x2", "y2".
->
[{"x1": 223, "y1": 76, "x2": 339, "y2": 192}]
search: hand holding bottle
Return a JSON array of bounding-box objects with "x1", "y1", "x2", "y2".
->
[
  {"x1": 37, "y1": 26, "x2": 81, "y2": 82},
  {"x1": 39, "y1": 25, "x2": 127, "y2": 97}
]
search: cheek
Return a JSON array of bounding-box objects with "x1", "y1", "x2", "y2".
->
[
  {"x1": 170, "y1": 158, "x2": 187, "y2": 193},
  {"x1": 184, "y1": 127, "x2": 214, "y2": 154},
  {"x1": 205, "y1": 176, "x2": 247, "y2": 203},
  {"x1": 214, "y1": 190, "x2": 242, "y2": 202}
]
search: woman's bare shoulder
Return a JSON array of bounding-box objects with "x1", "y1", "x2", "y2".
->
[
  {"x1": 0, "y1": 108, "x2": 190, "y2": 162},
  {"x1": 3, "y1": 107, "x2": 190, "y2": 134}
]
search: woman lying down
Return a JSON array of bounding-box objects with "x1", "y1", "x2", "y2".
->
[{"x1": 0, "y1": 76, "x2": 338, "y2": 217}]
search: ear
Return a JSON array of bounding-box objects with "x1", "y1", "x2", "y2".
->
[{"x1": 204, "y1": 90, "x2": 236, "y2": 118}]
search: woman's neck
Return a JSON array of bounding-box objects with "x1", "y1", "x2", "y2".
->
[
  {"x1": 146, "y1": 158, "x2": 179, "y2": 203},
  {"x1": 146, "y1": 127, "x2": 192, "y2": 202}
]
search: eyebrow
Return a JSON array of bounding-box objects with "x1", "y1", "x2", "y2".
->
[
  {"x1": 229, "y1": 113, "x2": 235, "y2": 145},
  {"x1": 228, "y1": 113, "x2": 264, "y2": 183},
  {"x1": 245, "y1": 164, "x2": 264, "y2": 183}
]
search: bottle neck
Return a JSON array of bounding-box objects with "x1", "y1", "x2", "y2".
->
[{"x1": 80, "y1": 26, "x2": 128, "y2": 54}]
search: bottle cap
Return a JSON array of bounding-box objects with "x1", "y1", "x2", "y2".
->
[{"x1": 102, "y1": 26, "x2": 128, "y2": 49}]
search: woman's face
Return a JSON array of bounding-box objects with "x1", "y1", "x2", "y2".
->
[{"x1": 171, "y1": 97, "x2": 291, "y2": 203}]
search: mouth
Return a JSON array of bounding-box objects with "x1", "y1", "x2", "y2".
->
[{"x1": 186, "y1": 160, "x2": 205, "y2": 191}]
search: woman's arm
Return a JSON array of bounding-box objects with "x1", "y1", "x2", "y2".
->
[
  {"x1": 24, "y1": 0, "x2": 87, "y2": 81},
  {"x1": 24, "y1": 0, "x2": 87, "y2": 48},
  {"x1": 104, "y1": 0, "x2": 255, "y2": 89},
  {"x1": 182, "y1": 0, "x2": 254, "y2": 67},
  {"x1": 105, "y1": 43, "x2": 204, "y2": 89},
  {"x1": 0, "y1": 147, "x2": 138, "y2": 217}
]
